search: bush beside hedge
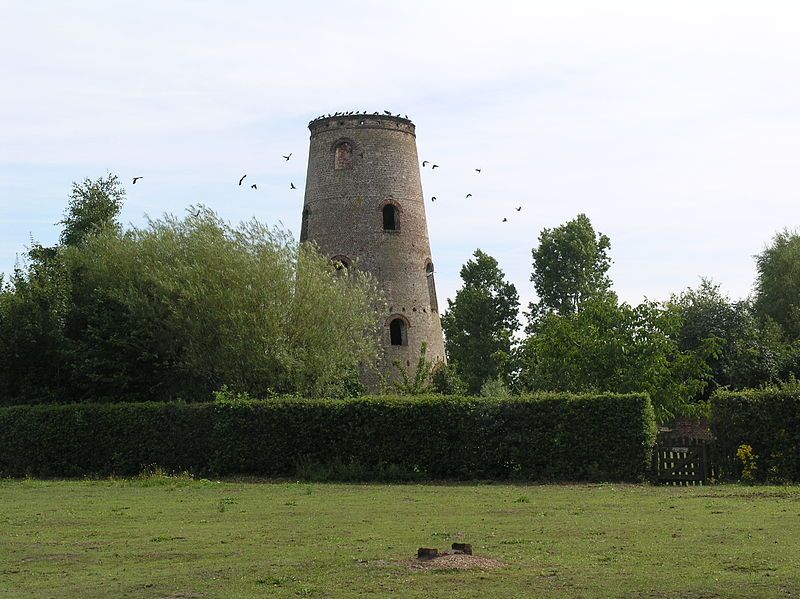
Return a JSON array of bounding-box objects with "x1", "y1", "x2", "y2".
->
[
  {"x1": 0, "y1": 393, "x2": 656, "y2": 481},
  {"x1": 711, "y1": 388, "x2": 800, "y2": 482}
]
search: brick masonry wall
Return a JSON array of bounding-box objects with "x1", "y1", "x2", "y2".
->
[{"x1": 302, "y1": 114, "x2": 446, "y2": 381}]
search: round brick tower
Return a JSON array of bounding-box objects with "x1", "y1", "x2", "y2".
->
[{"x1": 301, "y1": 113, "x2": 445, "y2": 381}]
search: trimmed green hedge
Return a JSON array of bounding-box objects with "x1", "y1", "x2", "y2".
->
[
  {"x1": 0, "y1": 393, "x2": 656, "y2": 481},
  {"x1": 711, "y1": 388, "x2": 800, "y2": 482}
]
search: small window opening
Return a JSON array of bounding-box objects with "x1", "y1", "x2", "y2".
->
[
  {"x1": 334, "y1": 141, "x2": 353, "y2": 170},
  {"x1": 389, "y1": 318, "x2": 407, "y2": 346},
  {"x1": 426, "y1": 261, "x2": 439, "y2": 312},
  {"x1": 331, "y1": 255, "x2": 351, "y2": 274},
  {"x1": 383, "y1": 204, "x2": 398, "y2": 231},
  {"x1": 300, "y1": 207, "x2": 311, "y2": 242}
]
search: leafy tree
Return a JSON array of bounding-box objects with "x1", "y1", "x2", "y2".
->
[
  {"x1": 519, "y1": 296, "x2": 714, "y2": 422},
  {"x1": 1, "y1": 176, "x2": 386, "y2": 404},
  {"x1": 430, "y1": 361, "x2": 466, "y2": 395},
  {"x1": 0, "y1": 174, "x2": 127, "y2": 403},
  {"x1": 391, "y1": 342, "x2": 435, "y2": 395},
  {"x1": 441, "y1": 249, "x2": 520, "y2": 394},
  {"x1": 754, "y1": 228, "x2": 800, "y2": 340},
  {"x1": 0, "y1": 245, "x2": 71, "y2": 403},
  {"x1": 59, "y1": 174, "x2": 124, "y2": 247},
  {"x1": 58, "y1": 207, "x2": 384, "y2": 400},
  {"x1": 670, "y1": 278, "x2": 785, "y2": 395},
  {"x1": 528, "y1": 213, "x2": 613, "y2": 327}
]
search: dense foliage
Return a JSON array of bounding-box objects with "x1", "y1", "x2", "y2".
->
[
  {"x1": 669, "y1": 279, "x2": 788, "y2": 397},
  {"x1": 518, "y1": 296, "x2": 714, "y2": 422},
  {"x1": 517, "y1": 214, "x2": 800, "y2": 421},
  {"x1": 754, "y1": 228, "x2": 800, "y2": 340},
  {"x1": 441, "y1": 250, "x2": 519, "y2": 393},
  {"x1": 711, "y1": 386, "x2": 800, "y2": 482},
  {"x1": 528, "y1": 213, "x2": 614, "y2": 324},
  {"x1": 0, "y1": 393, "x2": 656, "y2": 481},
  {"x1": 0, "y1": 178, "x2": 383, "y2": 404}
]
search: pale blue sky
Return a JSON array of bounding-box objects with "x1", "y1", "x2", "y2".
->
[{"x1": 2, "y1": 1, "x2": 800, "y2": 312}]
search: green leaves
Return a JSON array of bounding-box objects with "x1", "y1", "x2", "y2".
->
[
  {"x1": 441, "y1": 250, "x2": 520, "y2": 393},
  {"x1": 519, "y1": 296, "x2": 713, "y2": 423},
  {"x1": 59, "y1": 174, "x2": 124, "y2": 247},
  {"x1": 669, "y1": 278, "x2": 785, "y2": 395},
  {"x1": 59, "y1": 207, "x2": 384, "y2": 400},
  {"x1": 712, "y1": 387, "x2": 800, "y2": 482},
  {"x1": 0, "y1": 393, "x2": 656, "y2": 481},
  {"x1": 754, "y1": 228, "x2": 800, "y2": 340},
  {"x1": 1, "y1": 177, "x2": 385, "y2": 404},
  {"x1": 529, "y1": 213, "x2": 613, "y2": 324}
]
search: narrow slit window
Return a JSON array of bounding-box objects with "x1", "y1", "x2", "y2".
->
[
  {"x1": 426, "y1": 262, "x2": 439, "y2": 313},
  {"x1": 383, "y1": 204, "x2": 398, "y2": 231},
  {"x1": 300, "y1": 207, "x2": 310, "y2": 242}
]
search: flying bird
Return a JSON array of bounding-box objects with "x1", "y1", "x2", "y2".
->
[
  {"x1": 475, "y1": 168, "x2": 481, "y2": 173},
  {"x1": 431, "y1": 164, "x2": 439, "y2": 169},
  {"x1": 251, "y1": 184, "x2": 257, "y2": 190},
  {"x1": 132, "y1": 177, "x2": 143, "y2": 184},
  {"x1": 422, "y1": 160, "x2": 429, "y2": 167},
  {"x1": 238, "y1": 174, "x2": 247, "y2": 186},
  {"x1": 515, "y1": 206, "x2": 522, "y2": 211},
  {"x1": 466, "y1": 193, "x2": 472, "y2": 198},
  {"x1": 283, "y1": 153, "x2": 292, "y2": 161},
  {"x1": 189, "y1": 209, "x2": 201, "y2": 218},
  {"x1": 502, "y1": 218, "x2": 508, "y2": 222},
  {"x1": 290, "y1": 182, "x2": 296, "y2": 190},
  {"x1": 431, "y1": 196, "x2": 437, "y2": 202}
]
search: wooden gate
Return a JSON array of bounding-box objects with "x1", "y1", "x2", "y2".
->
[
  {"x1": 654, "y1": 436, "x2": 710, "y2": 485},
  {"x1": 654, "y1": 419, "x2": 717, "y2": 485}
]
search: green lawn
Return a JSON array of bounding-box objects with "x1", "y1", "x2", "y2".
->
[{"x1": 1, "y1": 478, "x2": 799, "y2": 598}]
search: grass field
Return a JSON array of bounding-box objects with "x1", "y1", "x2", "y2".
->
[{"x1": 1, "y1": 477, "x2": 799, "y2": 598}]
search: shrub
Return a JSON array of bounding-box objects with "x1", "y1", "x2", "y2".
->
[
  {"x1": 711, "y1": 387, "x2": 800, "y2": 482},
  {"x1": 735, "y1": 444, "x2": 758, "y2": 483},
  {"x1": 0, "y1": 393, "x2": 656, "y2": 481},
  {"x1": 0, "y1": 205, "x2": 384, "y2": 405}
]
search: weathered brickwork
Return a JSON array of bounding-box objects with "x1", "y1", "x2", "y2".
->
[{"x1": 302, "y1": 114, "x2": 446, "y2": 381}]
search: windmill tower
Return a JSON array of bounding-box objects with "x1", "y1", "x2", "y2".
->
[{"x1": 300, "y1": 113, "x2": 445, "y2": 380}]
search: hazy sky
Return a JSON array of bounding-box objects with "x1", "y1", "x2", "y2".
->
[{"x1": 2, "y1": 1, "x2": 799, "y2": 313}]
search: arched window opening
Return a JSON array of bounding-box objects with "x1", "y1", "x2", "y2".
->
[
  {"x1": 334, "y1": 141, "x2": 353, "y2": 170},
  {"x1": 426, "y1": 261, "x2": 439, "y2": 313},
  {"x1": 300, "y1": 207, "x2": 310, "y2": 242},
  {"x1": 331, "y1": 255, "x2": 351, "y2": 274},
  {"x1": 389, "y1": 318, "x2": 407, "y2": 346},
  {"x1": 383, "y1": 204, "x2": 399, "y2": 231}
]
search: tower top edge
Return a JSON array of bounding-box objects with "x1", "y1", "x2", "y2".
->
[{"x1": 308, "y1": 112, "x2": 416, "y2": 136}]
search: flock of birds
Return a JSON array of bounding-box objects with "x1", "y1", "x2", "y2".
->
[
  {"x1": 313, "y1": 110, "x2": 410, "y2": 120},
  {"x1": 235, "y1": 152, "x2": 295, "y2": 191},
  {"x1": 129, "y1": 130, "x2": 523, "y2": 223},
  {"x1": 420, "y1": 160, "x2": 522, "y2": 222}
]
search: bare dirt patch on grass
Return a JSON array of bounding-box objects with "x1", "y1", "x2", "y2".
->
[{"x1": 407, "y1": 553, "x2": 504, "y2": 572}]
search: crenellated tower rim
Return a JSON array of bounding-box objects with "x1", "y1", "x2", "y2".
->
[{"x1": 309, "y1": 113, "x2": 416, "y2": 137}]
